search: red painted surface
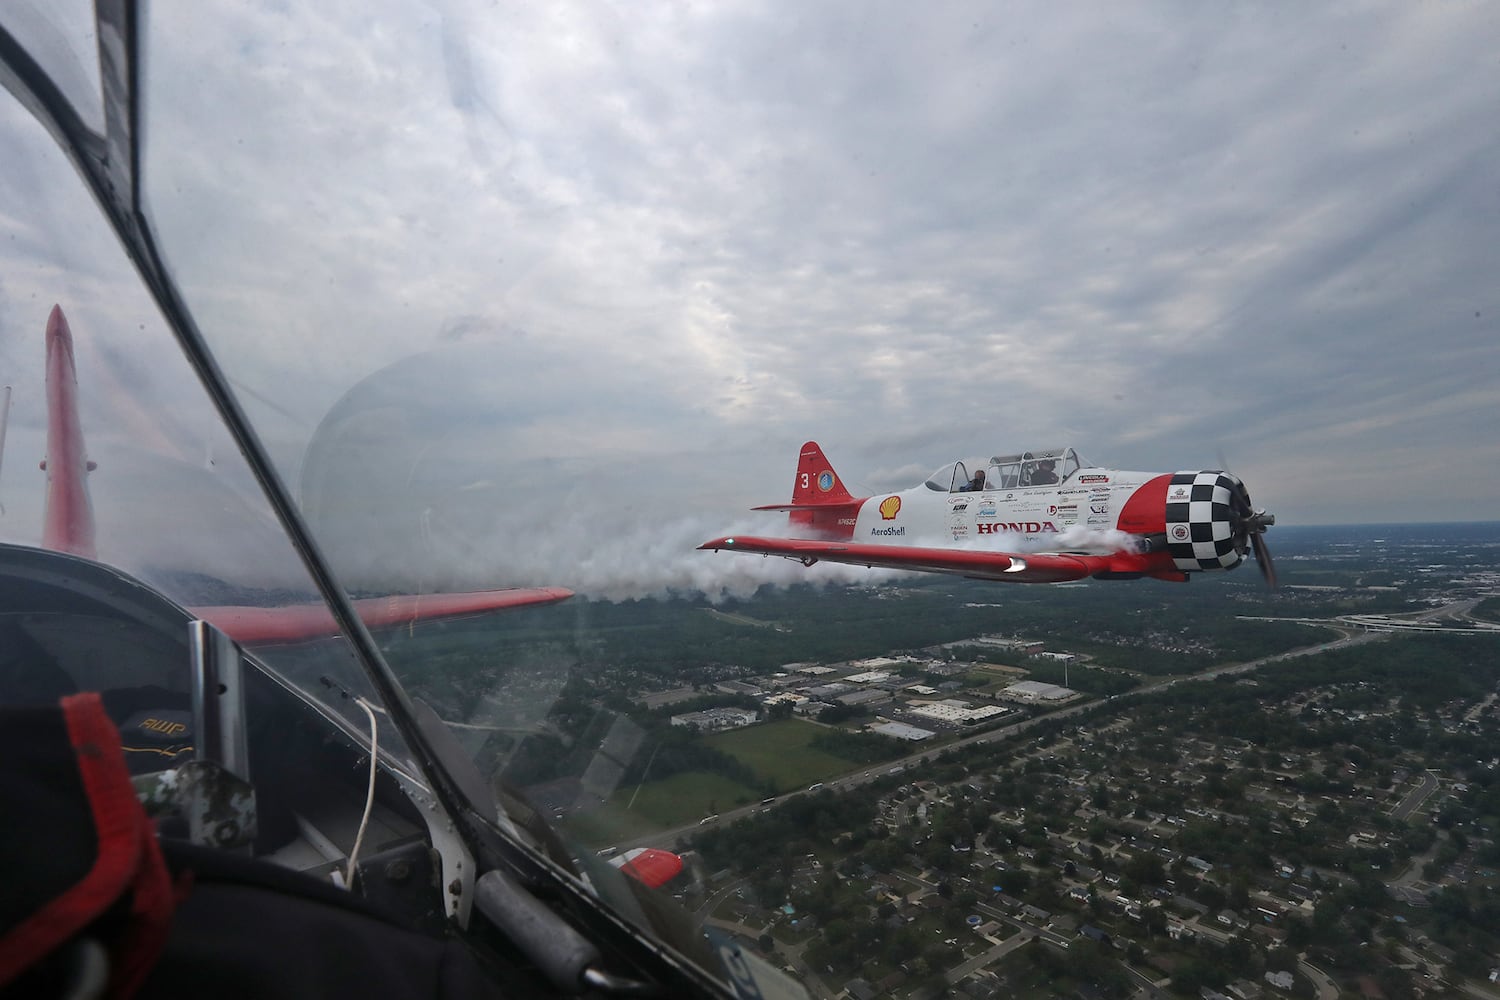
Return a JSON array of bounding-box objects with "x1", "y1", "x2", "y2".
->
[
  {"x1": 611, "y1": 847, "x2": 684, "y2": 889},
  {"x1": 752, "y1": 440, "x2": 863, "y2": 539},
  {"x1": 41, "y1": 306, "x2": 96, "y2": 559},
  {"x1": 1115, "y1": 473, "x2": 1171, "y2": 535},
  {"x1": 192, "y1": 587, "x2": 575, "y2": 644}
]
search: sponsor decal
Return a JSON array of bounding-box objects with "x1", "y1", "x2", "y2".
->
[
  {"x1": 1005, "y1": 493, "x2": 1015, "y2": 501},
  {"x1": 951, "y1": 525, "x2": 970, "y2": 539},
  {"x1": 1169, "y1": 485, "x2": 1190, "y2": 500},
  {"x1": 1079, "y1": 474, "x2": 1110, "y2": 485},
  {"x1": 1087, "y1": 516, "x2": 1110, "y2": 526},
  {"x1": 948, "y1": 500, "x2": 969, "y2": 512},
  {"x1": 1091, "y1": 503, "x2": 1110, "y2": 515},
  {"x1": 818, "y1": 471, "x2": 835, "y2": 492},
  {"x1": 871, "y1": 525, "x2": 906, "y2": 536},
  {"x1": 976, "y1": 500, "x2": 997, "y2": 519},
  {"x1": 1048, "y1": 504, "x2": 1077, "y2": 516},
  {"x1": 879, "y1": 496, "x2": 902, "y2": 520},
  {"x1": 140, "y1": 717, "x2": 188, "y2": 738},
  {"x1": 123, "y1": 709, "x2": 194, "y2": 752},
  {"x1": 837, "y1": 517, "x2": 857, "y2": 526},
  {"x1": 977, "y1": 521, "x2": 1059, "y2": 535},
  {"x1": 1170, "y1": 524, "x2": 1191, "y2": 541}
]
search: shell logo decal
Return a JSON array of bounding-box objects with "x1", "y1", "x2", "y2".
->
[{"x1": 879, "y1": 496, "x2": 902, "y2": 520}]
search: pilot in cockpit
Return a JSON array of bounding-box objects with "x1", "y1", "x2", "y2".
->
[
  {"x1": 963, "y1": 469, "x2": 987, "y2": 491},
  {"x1": 1030, "y1": 460, "x2": 1058, "y2": 485}
]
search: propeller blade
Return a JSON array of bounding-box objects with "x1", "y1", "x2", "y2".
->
[{"x1": 1252, "y1": 531, "x2": 1277, "y2": 588}]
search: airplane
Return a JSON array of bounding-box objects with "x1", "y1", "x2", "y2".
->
[{"x1": 701, "y1": 440, "x2": 1276, "y2": 586}]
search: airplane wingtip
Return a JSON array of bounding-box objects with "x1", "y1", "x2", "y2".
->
[{"x1": 46, "y1": 303, "x2": 69, "y2": 339}]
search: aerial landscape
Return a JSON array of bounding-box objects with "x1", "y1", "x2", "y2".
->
[{"x1": 381, "y1": 522, "x2": 1500, "y2": 998}]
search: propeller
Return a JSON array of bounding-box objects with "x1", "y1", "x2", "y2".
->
[
  {"x1": 1225, "y1": 475, "x2": 1277, "y2": 588},
  {"x1": 1246, "y1": 510, "x2": 1277, "y2": 588}
]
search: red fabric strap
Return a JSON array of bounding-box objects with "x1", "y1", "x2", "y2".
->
[{"x1": 0, "y1": 694, "x2": 175, "y2": 996}]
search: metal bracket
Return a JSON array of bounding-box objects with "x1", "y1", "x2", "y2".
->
[{"x1": 189, "y1": 619, "x2": 250, "y2": 781}]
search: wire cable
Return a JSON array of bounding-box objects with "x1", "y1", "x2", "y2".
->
[{"x1": 345, "y1": 696, "x2": 380, "y2": 889}]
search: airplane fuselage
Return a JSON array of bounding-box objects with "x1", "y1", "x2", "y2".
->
[{"x1": 836, "y1": 467, "x2": 1165, "y2": 548}]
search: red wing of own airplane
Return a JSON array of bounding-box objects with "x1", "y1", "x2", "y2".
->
[
  {"x1": 701, "y1": 440, "x2": 1276, "y2": 586},
  {"x1": 35, "y1": 304, "x2": 573, "y2": 641}
]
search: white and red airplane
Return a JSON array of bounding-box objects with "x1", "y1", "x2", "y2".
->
[
  {"x1": 30, "y1": 304, "x2": 573, "y2": 641},
  {"x1": 700, "y1": 441, "x2": 1276, "y2": 586}
]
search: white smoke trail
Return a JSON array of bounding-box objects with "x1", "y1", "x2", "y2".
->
[
  {"x1": 429, "y1": 510, "x2": 1140, "y2": 603},
  {"x1": 489, "y1": 511, "x2": 910, "y2": 603}
]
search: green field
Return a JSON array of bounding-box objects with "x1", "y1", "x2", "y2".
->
[
  {"x1": 566, "y1": 771, "x2": 760, "y2": 847},
  {"x1": 705, "y1": 719, "x2": 860, "y2": 792},
  {"x1": 561, "y1": 801, "x2": 671, "y2": 848},
  {"x1": 564, "y1": 720, "x2": 868, "y2": 845}
]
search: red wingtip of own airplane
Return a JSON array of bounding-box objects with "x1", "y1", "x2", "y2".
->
[
  {"x1": 46, "y1": 303, "x2": 72, "y2": 355},
  {"x1": 610, "y1": 847, "x2": 685, "y2": 889},
  {"x1": 41, "y1": 304, "x2": 97, "y2": 559}
]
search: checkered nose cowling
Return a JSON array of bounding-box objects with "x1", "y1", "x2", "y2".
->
[{"x1": 1163, "y1": 471, "x2": 1248, "y2": 573}]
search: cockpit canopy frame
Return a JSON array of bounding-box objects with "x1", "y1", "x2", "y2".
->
[
  {"x1": 925, "y1": 447, "x2": 1085, "y2": 492},
  {"x1": 987, "y1": 447, "x2": 1082, "y2": 490}
]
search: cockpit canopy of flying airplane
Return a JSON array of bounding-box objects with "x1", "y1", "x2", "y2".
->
[
  {"x1": 924, "y1": 447, "x2": 1085, "y2": 493},
  {"x1": 988, "y1": 448, "x2": 1084, "y2": 490}
]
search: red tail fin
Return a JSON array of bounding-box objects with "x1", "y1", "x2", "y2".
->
[
  {"x1": 789, "y1": 440, "x2": 853, "y2": 505},
  {"x1": 41, "y1": 305, "x2": 97, "y2": 559},
  {"x1": 748, "y1": 441, "x2": 862, "y2": 538}
]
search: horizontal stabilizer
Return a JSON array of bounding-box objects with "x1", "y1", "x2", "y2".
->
[{"x1": 751, "y1": 501, "x2": 863, "y2": 513}]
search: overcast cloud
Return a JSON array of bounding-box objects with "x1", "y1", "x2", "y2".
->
[{"x1": 1, "y1": 1, "x2": 1497, "y2": 599}]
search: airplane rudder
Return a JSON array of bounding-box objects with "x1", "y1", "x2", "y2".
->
[{"x1": 792, "y1": 440, "x2": 851, "y2": 504}]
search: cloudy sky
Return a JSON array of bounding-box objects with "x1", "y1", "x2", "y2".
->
[{"x1": 1, "y1": 1, "x2": 1497, "y2": 600}]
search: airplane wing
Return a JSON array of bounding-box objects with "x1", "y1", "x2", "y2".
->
[
  {"x1": 192, "y1": 587, "x2": 573, "y2": 644},
  {"x1": 698, "y1": 535, "x2": 1156, "y2": 584}
]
